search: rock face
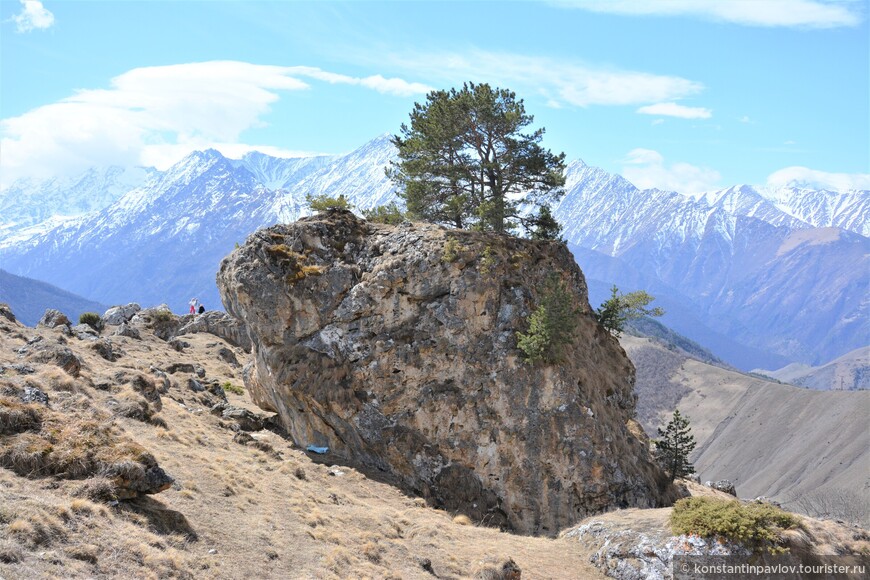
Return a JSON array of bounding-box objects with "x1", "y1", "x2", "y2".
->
[{"x1": 218, "y1": 211, "x2": 673, "y2": 535}]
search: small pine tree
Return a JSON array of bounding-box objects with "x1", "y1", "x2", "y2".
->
[
  {"x1": 516, "y1": 274, "x2": 578, "y2": 363},
  {"x1": 529, "y1": 206, "x2": 563, "y2": 241},
  {"x1": 595, "y1": 285, "x2": 664, "y2": 337},
  {"x1": 654, "y1": 409, "x2": 697, "y2": 483},
  {"x1": 305, "y1": 193, "x2": 353, "y2": 212}
]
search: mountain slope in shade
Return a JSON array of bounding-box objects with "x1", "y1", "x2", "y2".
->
[
  {"x1": 0, "y1": 269, "x2": 108, "y2": 327},
  {"x1": 621, "y1": 335, "x2": 870, "y2": 515},
  {"x1": 756, "y1": 346, "x2": 870, "y2": 390}
]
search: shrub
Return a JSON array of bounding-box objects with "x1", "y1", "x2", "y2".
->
[
  {"x1": 516, "y1": 274, "x2": 578, "y2": 363},
  {"x1": 442, "y1": 238, "x2": 460, "y2": 263},
  {"x1": 305, "y1": 193, "x2": 353, "y2": 212},
  {"x1": 221, "y1": 381, "x2": 244, "y2": 396},
  {"x1": 362, "y1": 202, "x2": 406, "y2": 224},
  {"x1": 671, "y1": 497, "x2": 801, "y2": 553},
  {"x1": 79, "y1": 312, "x2": 102, "y2": 330}
]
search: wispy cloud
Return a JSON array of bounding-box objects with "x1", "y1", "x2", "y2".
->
[
  {"x1": 637, "y1": 102, "x2": 712, "y2": 119},
  {"x1": 382, "y1": 49, "x2": 704, "y2": 107},
  {"x1": 552, "y1": 0, "x2": 862, "y2": 28},
  {"x1": 622, "y1": 148, "x2": 722, "y2": 194},
  {"x1": 0, "y1": 61, "x2": 429, "y2": 184},
  {"x1": 11, "y1": 0, "x2": 54, "y2": 33},
  {"x1": 285, "y1": 66, "x2": 432, "y2": 97},
  {"x1": 767, "y1": 167, "x2": 870, "y2": 190}
]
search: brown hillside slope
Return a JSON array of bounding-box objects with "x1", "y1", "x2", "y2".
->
[
  {"x1": 0, "y1": 306, "x2": 601, "y2": 579},
  {"x1": 622, "y1": 335, "x2": 870, "y2": 522}
]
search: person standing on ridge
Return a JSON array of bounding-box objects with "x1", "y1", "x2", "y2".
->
[{"x1": 189, "y1": 298, "x2": 198, "y2": 314}]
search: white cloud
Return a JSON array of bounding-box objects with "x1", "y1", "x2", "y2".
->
[
  {"x1": 284, "y1": 66, "x2": 433, "y2": 96},
  {"x1": 766, "y1": 167, "x2": 870, "y2": 191},
  {"x1": 739, "y1": 115, "x2": 751, "y2": 123},
  {"x1": 553, "y1": 0, "x2": 862, "y2": 28},
  {"x1": 622, "y1": 148, "x2": 722, "y2": 194},
  {"x1": 383, "y1": 49, "x2": 704, "y2": 107},
  {"x1": 0, "y1": 61, "x2": 429, "y2": 185},
  {"x1": 637, "y1": 102, "x2": 712, "y2": 119},
  {"x1": 11, "y1": 0, "x2": 54, "y2": 32}
]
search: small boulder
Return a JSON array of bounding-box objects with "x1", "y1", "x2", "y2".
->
[
  {"x1": 21, "y1": 386, "x2": 49, "y2": 405},
  {"x1": 705, "y1": 480, "x2": 737, "y2": 496},
  {"x1": 112, "y1": 323, "x2": 141, "y2": 339},
  {"x1": 91, "y1": 339, "x2": 121, "y2": 362},
  {"x1": 38, "y1": 309, "x2": 71, "y2": 329},
  {"x1": 102, "y1": 303, "x2": 141, "y2": 326},
  {"x1": 187, "y1": 378, "x2": 206, "y2": 392},
  {"x1": 103, "y1": 458, "x2": 174, "y2": 499},
  {"x1": 27, "y1": 344, "x2": 82, "y2": 377},
  {"x1": 217, "y1": 347, "x2": 239, "y2": 367},
  {"x1": 221, "y1": 405, "x2": 264, "y2": 431},
  {"x1": 71, "y1": 323, "x2": 99, "y2": 340}
]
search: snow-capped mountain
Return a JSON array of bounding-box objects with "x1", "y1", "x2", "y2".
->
[
  {"x1": 0, "y1": 165, "x2": 154, "y2": 241},
  {"x1": 1, "y1": 134, "x2": 866, "y2": 371}
]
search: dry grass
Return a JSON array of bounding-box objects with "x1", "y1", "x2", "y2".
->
[{"x1": 0, "y1": 314, "x2": 605, "y2": 579}]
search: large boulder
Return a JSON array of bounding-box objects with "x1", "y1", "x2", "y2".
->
[{"x1": 218, "y1": 211, "x2": 674, "y2": 535}]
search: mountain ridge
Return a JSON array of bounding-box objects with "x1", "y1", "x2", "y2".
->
[{"x1": 1, "y1": 135, "x2": 866, "y2": 369}]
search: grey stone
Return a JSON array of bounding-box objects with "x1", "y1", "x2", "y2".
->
[
  {"x1": 217, "y1": 211, "x2": 676, "y2": 535},
  {"x1": 102, "y1": 303, "x2": 141, "y2": 326},
  {"x1": 705, "y1": 480, "x2": 737, "y2": 496},
  {"x1": 37, "y1": 309, "x2": 71, "y2": 329}
]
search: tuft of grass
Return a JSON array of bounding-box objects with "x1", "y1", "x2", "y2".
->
[
  {"x1": 671, "y1": 497, "x2": 802, "y2": 554},
  {"x1": 79, "y1": 312, "x2": 102, "y2": 331},
  {"x1": 0, "y1": 398, "x2": 41, "y2": 435},
  {"x1": 442, "y1": 238, "x2": 460, "y2": 263},
  {"x1": 221, "y1": 381, "x2": 244, "y2": 396},
  {"x1": 453, "y1": 514, "x2": 473, "y2": 526}
]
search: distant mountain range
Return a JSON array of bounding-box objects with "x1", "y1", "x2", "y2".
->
[
  {"x1": 0, "y1": 269, "x2": 107, "y2": 327},
  {"x1": 1, "y1": 134, "x2": 866, "y2": 370},
  {"x1": 755, "y1": 346, "x2": 870, "y2": 391}
]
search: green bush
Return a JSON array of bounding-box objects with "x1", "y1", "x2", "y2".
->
[
  {"x1": 221, "y1": 381, "x2": 244, "y2": 396},
  {"x1": 152, "y1": 309, "x2": 174, "y2": 323},
  {"x1": 78, "y1": 312, "x2": 102, "y2": 330},
  {"x1": 516, "y1": 274, "x2": 578, "y2": 363},
  {"x1": 362, "y1": 202, "x2": 406, "y2": 225},
  {"x1": 671, "y1": 497, "x2": 801, "y2": 553},
  {"x1": 305, "y1": 193, "x2": 353, "y2": 212}
]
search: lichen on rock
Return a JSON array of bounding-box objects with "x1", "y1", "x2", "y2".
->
[{"x1": 218, "y1": 210, "x2": 675, "y2": 535}]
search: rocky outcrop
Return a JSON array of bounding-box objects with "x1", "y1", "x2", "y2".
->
[
  {"x1": 176, "y1": 311, "x2": 252, "y2": 352},
  {"x1": 103, "y1": 303, "x2": 141, "y2": 326},
  {"x1": 562, "y1": 513, "x2": 750, "y2": 580},
  {"x1": 218, "y1": 211, "x2": 674, "y2": 535},
  {"x1": 37, "y1": 309, "x2": 71, "y2": 330}
]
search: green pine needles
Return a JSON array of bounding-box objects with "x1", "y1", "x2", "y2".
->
[
  {"x1": 595, "y1": 285, "x2": 664, "y2": 337},
  {"x1": 516, "y1": 274, "x2": 579, "y2": 363},
  {"x1": 654, "y1": 409, "x2": 697, "y2": 483}
]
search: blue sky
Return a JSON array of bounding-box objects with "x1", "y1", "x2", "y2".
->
[{"x1": 1, "y1": 0, "x2": 868, "y2": 192}]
